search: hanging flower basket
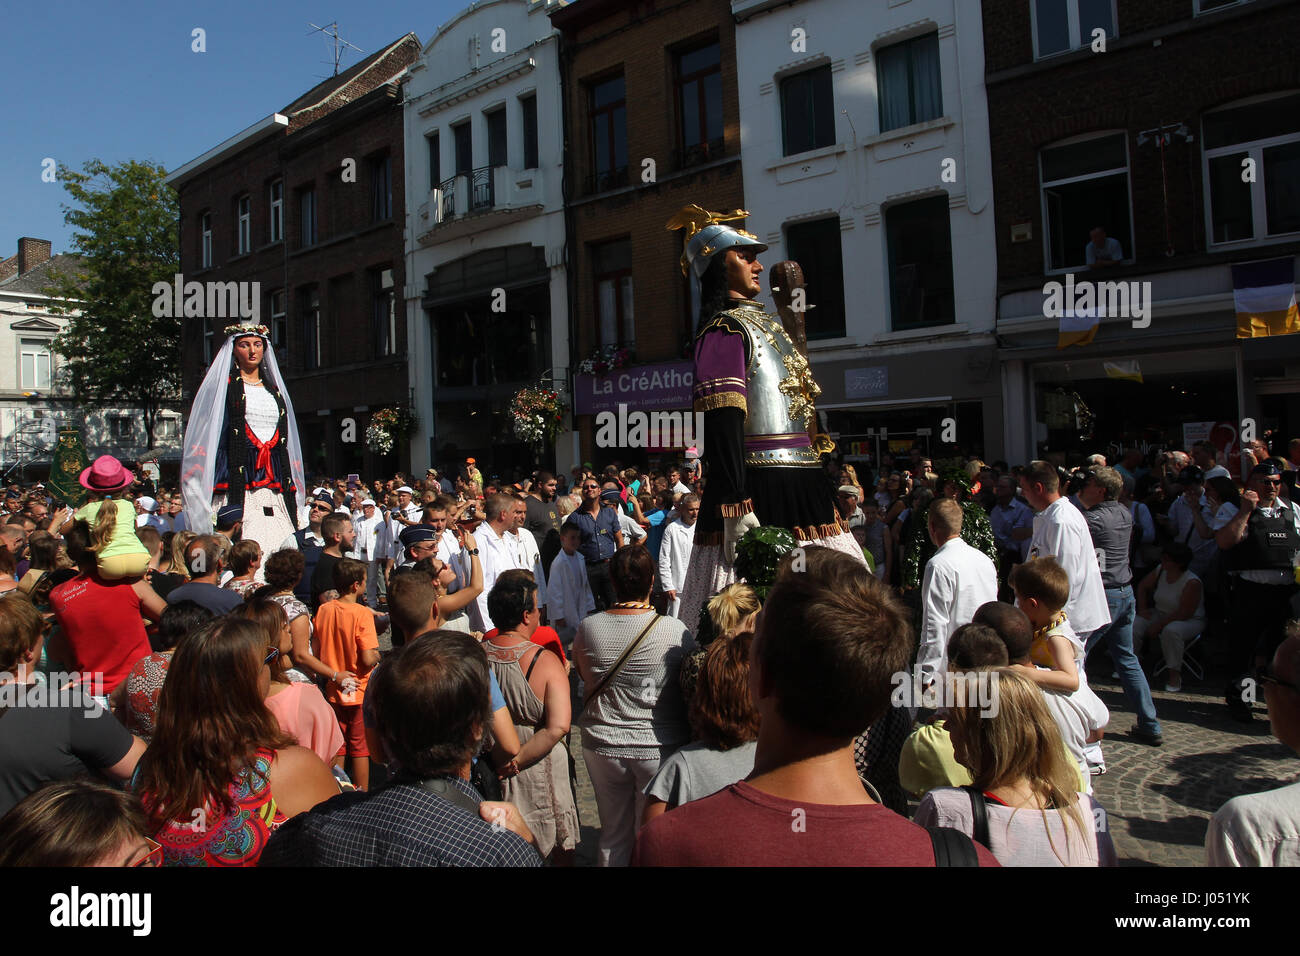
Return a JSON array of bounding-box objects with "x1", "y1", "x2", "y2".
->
[
  {"x1": 510, "y1": 384, "x2": 568, "y2": 445},
  {"x1": 577, "y1": 344, "x2": 633, "y2": 376},
  {"x1": 366, "y1": 406, "x2": 417, "y2": 456}
]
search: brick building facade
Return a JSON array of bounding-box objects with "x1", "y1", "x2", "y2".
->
[
  {"x1": 983, "y1": 0, "x2": 1300, "y2": 465},
  {"x1": 167, "y1": 34, "x2": 421, "y2": 480},
  {"x1": 551, "y1": 0, "x2": 746, "y2": 466}
]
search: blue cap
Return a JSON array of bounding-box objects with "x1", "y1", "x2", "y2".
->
[
  {"x1": 311, "y1": 492, "x2": 335, "y2": 509},
  {"x1": 216, "y1": 504, "x2": 243, "y2": 527},
  {"x1": 399, "y1": 526, "x2": 438, "y2": 549}
]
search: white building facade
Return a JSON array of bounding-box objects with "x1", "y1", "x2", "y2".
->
[
  {"x1": 731, "y1": 0, "x2": 1001, "y2": 464},
  {"x1": 0, "y1": 244, "x2": 182, "y2": 481},
  {"x1": 403, "y1": 0, "x2": 572, "y2": 477}
]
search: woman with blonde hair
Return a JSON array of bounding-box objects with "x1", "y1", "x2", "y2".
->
[
  {"x1": 679, "y1": 582, "x2": 759, "y2": 702},
  {"x1": 914, "y1": 668, "x2": 1116, "y2": 866}
]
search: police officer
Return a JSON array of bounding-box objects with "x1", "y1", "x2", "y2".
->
[{"x1": 1218, "y1": 461, "x2": 1300, "y2": 719}]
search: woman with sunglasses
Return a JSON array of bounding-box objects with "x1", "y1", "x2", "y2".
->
[
  {"x1": 0, "y1": 779, "x2": 161, "y2": 867},
  {"x1": 136, "y1": 616, "x2": 340, "y2": 866},
  {"x1": 236, "y1": 598, "x2": 344, "y2": 769}
]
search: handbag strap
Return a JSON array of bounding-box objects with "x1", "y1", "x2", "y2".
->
[
  {"x1": 963, "y1": 785, "x2": 991, "y2": 849},
  {"x1": 579, "y1": 613, "x2": 661, "y2": 717}
]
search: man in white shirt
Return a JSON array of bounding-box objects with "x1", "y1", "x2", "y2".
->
[
  {"x1": 1192, "y1": 440, "x2": 1230, "y2": 481},
  {"x1": 1207, "y1": 628, "x2": 1300, "y2": 866},
  {"x1": 353, "y1": 499, "x2": 385, "y2": 608},
  {"x1": 667, "y1": 466, "x2": 691, "y2": 497},
  {"x1": 658, "y1": 494, "x2": 699, "y2": 619},
  {"x1": 1021, "y1": 460, "x2": 1111, "y2": 638},
  {"x1": 473, "y1": 493, "x2": 517, "y2": 632},
  {"x1": 508, "y1": 494, "x2": 546, "y2": 616},
  {"x1": 917, "y1": 499, "x2": 998, "y2": 685},
  {"x1": 391, "y1": 485, "x2": 423, "y2": 529}
]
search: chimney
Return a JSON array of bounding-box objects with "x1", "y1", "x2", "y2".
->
[{"x1": 17, "y1": 238, "x2": 52, "y2": 276}]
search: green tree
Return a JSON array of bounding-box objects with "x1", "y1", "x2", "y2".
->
[{"x1": 44, "y1": 158, "x2": 180, "y2": 449}]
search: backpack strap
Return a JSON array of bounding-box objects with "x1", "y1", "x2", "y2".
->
[
  {"x1": 928, "y1": 827, "x2": 979, "y2": 866},
  {"x1": 963, "y1": 786, "x2": 991, "y2": 849}
]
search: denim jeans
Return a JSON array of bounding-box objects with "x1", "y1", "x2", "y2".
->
[{"x1": 1085, "y1": 585, "x2": 1161, "y2": 735}]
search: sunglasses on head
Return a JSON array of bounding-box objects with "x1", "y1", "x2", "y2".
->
[{"x1": 263, "y1": 647, "x2": 281, "y2": 666}]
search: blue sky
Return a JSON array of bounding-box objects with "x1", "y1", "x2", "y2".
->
[{"x1": 1, "y1": 0, "x2": 473, "y2": 257}]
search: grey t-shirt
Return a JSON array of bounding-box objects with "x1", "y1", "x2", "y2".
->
[
  {"x1": 644, "y1": 739, "x2": 757, "y2": 808},
  {"x1": 1080, "y1": 499, "x2": 1133, "y2": 588},
  {"x1": 0, "y1": 683, "x2": 134, "y2": 818}
]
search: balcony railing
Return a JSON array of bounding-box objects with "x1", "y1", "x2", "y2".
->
[
  {"x1": 585, "y1": 165, "x2": 628, "y2": 196},
  {"x1": 675, "y1": 136, "x2": 727, "y2": 170},
  {"x1": 469, "y1": 166, "x2": 495, "y2": 211},
  {"x1": 438, "y1": 175, "x2": 456, "y2": 220}
]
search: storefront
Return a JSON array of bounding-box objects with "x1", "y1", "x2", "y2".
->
[{"x1": 572, "y1": 360, "x2": 695, "y2": 469}]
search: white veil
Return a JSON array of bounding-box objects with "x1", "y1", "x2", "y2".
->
[{"x1": 181, "y1": 334, "x2": 307, "y2": 533}]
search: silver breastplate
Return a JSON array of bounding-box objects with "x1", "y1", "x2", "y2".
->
[{"x1": 727, "y1": 303, "x2": 823, "y2": 467}]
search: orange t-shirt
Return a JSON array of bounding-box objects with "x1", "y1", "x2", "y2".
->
[{"x1": 312, "y1": 600, "x2": 379, "y2": 706}]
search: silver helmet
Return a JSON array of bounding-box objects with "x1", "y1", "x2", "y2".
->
[{"x1": 667, "y1": 204, "x2": 767, "y2": 280}]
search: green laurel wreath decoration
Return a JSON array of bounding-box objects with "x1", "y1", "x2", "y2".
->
[
  {"x1": 901, "y1": 463, "x2": 998, "y2": 590},
  {"x1": 733, "y1": 525, "x2": 797, "y2": 602}
]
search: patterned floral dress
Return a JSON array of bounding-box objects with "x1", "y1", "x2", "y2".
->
[{"x1": 143, "y1": 747, "x2": 288, "y2": 866}]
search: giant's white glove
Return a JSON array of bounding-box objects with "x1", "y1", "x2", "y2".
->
[{"x1": 723, "y1": 511, "x2": 761, "y2": 566}]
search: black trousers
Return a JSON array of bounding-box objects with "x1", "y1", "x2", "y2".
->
[
  {"x1": 1229, "y1": 577, "x2": 1298, "y2": 674},
  {"x1": 587, "y1": 559, "x2": 615, "y2": 612}
]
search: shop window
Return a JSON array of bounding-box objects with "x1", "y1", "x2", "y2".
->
[
  {"x1": 780, "y1": 65, "x2": 835, "y2": 156},
  {"x1": 1203, "y1": 92, "x2": 1300, "y2": 245},
  {"x1": 886, "y1": 195, "x2": 955, "y2": 330},
  {"x1": 1040, "y1": 132, "x2": 1132, "y2": 272},
  {"x1": 784, "y1": 218, "x2": 846, "y2": 340},
  {"x1": 1032, "y1": 0, "x2": 1116, "y2": 59},
  {"x1": 877, "y1": 33, "x2": 942, "y2": 133}
]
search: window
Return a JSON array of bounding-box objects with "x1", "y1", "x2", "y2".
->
[
  {"x1": 109, "y1": 416, "x2": 133, "y2": 442},
  {"x1": 155, "y1": 417, "x2": 180, "y2": 440},
  {"x1": 300, "y1": 286, "x2": 321, "y2": 369},
  {"x1": 373, "y1": 268, "x2": 398, "y2": 357},
  {"x1": 299, "y1": 186, "x2": 317, "y2": 248},
  {"x1": 1203, "y1": 92, "x2": 1300, "y2": 245},
  {"x1": 269, "y1": 289, "x2": 287, "y2": 349},
  {"x1": 780, "y1": 65, "x2": 835, "y2": 156},
  {"x1": 453, "y1": 122, "x2": 473, "y2": 175},
  {"x1": 269, "y1": 181, "x2": 283, "y2": 243},
  {"x1": 486, "y1": 108, "x2": 507, "y2": 168},
  {"x1": 203, "y1": 323, "x2": 214, "y2": 364},
  {"x1": 589, "y1": 74, "x2": 628, "y2": 191},
  {"x1": 1040, "y1": 132, "x2": 1132, "y2": 271},
  {"x1": 675, "y1": 40, "x2": 723, "y2": 166},
  {"x1": 521, "y1": 95, "x2": 538, "y2": 170},
  {"x1": 19, "y1": 339, "x2": 51, "y2": 390},
  {"x1": 236, "y1": 195, "x2": 251, "y2": 254},
  {"x1": 1196, "y1": 0, "x2": 1251, "y2": 12},
  {"x1": 427, "y1": 131, "x2": 441, "y2": 189},
  {"x1": 877, "y1": 33, "x2": 942, "y2": 133},
  {"x1": 200, "y1": 212, "x2": 213, "y2": 268},
  {"x1": 1032, "y1": 0, "x2": 1116, "y2": 59},
  {"x1": 370, "y1": 154, "x2": 392, "y2": 222},
  {"x1": 886, "y1": 195, "x2": 955, "y2": 330},
  {"x1": 592, "y1": 239, "x2": 634, "y2": 347},
  {"x1": 784, "y1": 220, "x2": 846, "y2": 340}
]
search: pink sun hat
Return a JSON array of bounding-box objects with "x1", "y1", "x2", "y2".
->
[{"x1": 79, "y1": 455, "x2": 134, "y2": 494}]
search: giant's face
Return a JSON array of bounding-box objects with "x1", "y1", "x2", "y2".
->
[
  {"x1": 724, "y1": 247, "x2": 763, "y2": 299},
  {"x1": 233, "y1": 336, "x2": 265, "y2": 372}
]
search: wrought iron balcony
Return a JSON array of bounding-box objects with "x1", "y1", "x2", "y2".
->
[{"x1": 675, "y1": 137, "x2": 727, "y2": 170}]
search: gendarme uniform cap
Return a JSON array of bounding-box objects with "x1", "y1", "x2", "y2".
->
[{"x1": 399, "y1": 526, "x2": 437, "y2": 549}]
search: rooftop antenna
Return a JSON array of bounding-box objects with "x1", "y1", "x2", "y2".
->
[{"x1": 307, "y1": 21, "x2": 365, "y2": 76}]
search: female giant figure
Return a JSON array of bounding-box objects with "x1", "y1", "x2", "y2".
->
[{"x1": 182, "y1": 322, "x2": 306, "y2": 568}]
